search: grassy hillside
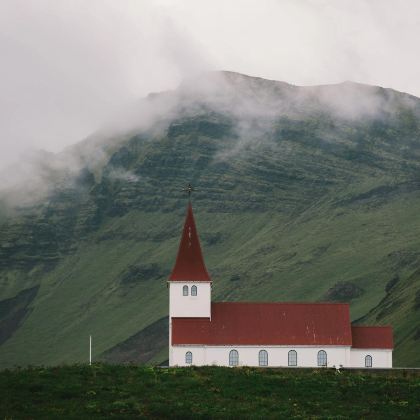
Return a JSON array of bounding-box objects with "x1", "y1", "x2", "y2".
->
[
  {"x1": 1, "y1": 71, "x2": 420, "y2": 367},
  {"x1": 1, "y1": 364, "x2": 419, "y2": 418}
]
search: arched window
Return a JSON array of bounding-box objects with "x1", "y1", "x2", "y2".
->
[
  {"x1": 259, "y1": 350, "x2": 268, "y2": 366},
  {"x1": 229, "y1": 349, "x2": 239, "y2": 366},
  {"x1": 288, "y1": 350, "x2": 297, "y2": 366},
  {"x1": 365, "y1": 355, "x2": 372, "y2": 368},
  {"x1": 185, "y1": 351, "x2": 192, "y2": 365},
  {"x1": 317, "y1": 350, "x2": 327, "y2": 367},
  {"x1": 191, "y1": 285, "x2": 197, "y2": 296},
  {"x1": 183, "y1": 285, "x2": 188, "y2": 296}
]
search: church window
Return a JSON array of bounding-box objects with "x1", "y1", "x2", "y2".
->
[
  {"x1": 317, "y1": 350, "x2": 327, "y2": 367},
  {"x1": 191, "y1": 285, "x2": 197, "y2": 296},
  {"x1": 183, "y1": 285, "x2": 188, "y2": 296},
  {"x1": 259, "y1": 350, "x2": 268, "y2": 366},
  {"x1": 288, "y1": 350, "x2": 297, "y2": 366},
  {"x1": 185, "y1": 351, "x2": 192, "y2": 364},
  {"x1": 229, "y1": 349, "x2": 239, "y2": 366},
  {"x1": 365, "y1": 355, "x2": 372, "y2": 368}
]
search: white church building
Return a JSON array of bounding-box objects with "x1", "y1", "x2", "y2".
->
[{"x1": 168, "y1": 203, "x2": 393, "y2": 368}]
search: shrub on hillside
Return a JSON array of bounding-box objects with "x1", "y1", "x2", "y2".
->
[
  {"x1": 385, "y1": 274, "x2": 400, "y2": 293},
  {"x1": 323, "y1": 281, "x2": 364, "y2": 302}
]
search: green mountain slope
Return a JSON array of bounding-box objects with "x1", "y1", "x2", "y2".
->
[{"x1": 0, "y1": 71, "x2": 420, "y2": 367}]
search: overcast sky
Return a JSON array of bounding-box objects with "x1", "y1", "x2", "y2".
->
[{"x1": 1, "y1": 0, "x2": 419, "y2": 169}]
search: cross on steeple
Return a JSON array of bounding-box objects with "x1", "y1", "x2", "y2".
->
[{"x1": 182, "y1": 183, "x2": 194, "y2": 200}]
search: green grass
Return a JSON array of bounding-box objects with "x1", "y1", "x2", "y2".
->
[{"x1": 1, "y1": 364, "x2": 419, "y2": 419}]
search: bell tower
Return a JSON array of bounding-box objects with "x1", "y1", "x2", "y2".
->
[{"x1": 168, "y1": 186, "x2": 212, "y2": 365}]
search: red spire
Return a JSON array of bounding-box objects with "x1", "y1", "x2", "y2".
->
[{"x1": 169, "y1": 203, "x2": 211, "y2": 282}]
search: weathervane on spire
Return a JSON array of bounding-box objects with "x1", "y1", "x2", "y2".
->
[{"x1": 182, "y1": 183, "x2": 195, "y2": 201}]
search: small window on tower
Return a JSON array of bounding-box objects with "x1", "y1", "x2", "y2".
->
[
  {"x1": 183, "y1": 285, "x2": 188, "y2": 296},
  {"x1": 185, "y1": 351, "x2": 192, "y2": 364},
  {"x1": 191, "y1": 285, "x2": 197, "y2": 296},
  {"x1": 365, "y1": 355, "x2": 372, "y2": 368}
]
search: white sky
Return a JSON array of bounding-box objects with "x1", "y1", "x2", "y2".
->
[{"x1": 0, "y1": 0, "x2": 419, "y2": 168}]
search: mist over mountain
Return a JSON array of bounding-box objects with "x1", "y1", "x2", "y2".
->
[
  {"x1": 1, "y1": 72, "x2": 420, "y2": 367},
  {"x1": 3, "y1": 71, "x2": 419, "y2": 204}
]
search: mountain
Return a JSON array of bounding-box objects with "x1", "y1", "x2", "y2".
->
[{"x1": 0, "y1": 71, "x2": 420, "y2": 367}]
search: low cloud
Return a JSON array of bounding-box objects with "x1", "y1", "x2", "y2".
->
[
  {"x1": 107, "y1": 168, "x2": 140, "y2": 184},
  {"x1": 1, "y1": 0, "x2": 420, "y2": 170},
  {"x1": 1, "y1": 1, "x2": 420, "y2": 207}
]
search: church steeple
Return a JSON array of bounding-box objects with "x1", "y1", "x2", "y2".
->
[{"x1": 169, "y1": 202, "x2": 211, "y2": 282}]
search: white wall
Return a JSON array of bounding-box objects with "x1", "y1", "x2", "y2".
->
[
  {"x1": 169, "y1": 281, "x2": 211, "y2": 318},
  {"x1": 170, "y1": 345, "x2": 352, "y2": 367},
  {"x1": 350, "y1": 349, "x2": 392, "y2": 368}
]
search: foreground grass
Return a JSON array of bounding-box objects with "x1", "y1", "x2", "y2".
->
[{"x1": 1, "y1": 364, "x2": 419, "y2": 418}]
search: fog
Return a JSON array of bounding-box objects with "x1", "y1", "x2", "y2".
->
[{"x1": 1, "y1": 0, "x2": 420, "y2": 171}]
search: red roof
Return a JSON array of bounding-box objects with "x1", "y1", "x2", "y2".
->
[
  {"x1": 172, "y1": 302, "x2": 352, "y2": 346},
  {"x1": 351, "y1": 326, "x2": 393, "y2": 349},
  {"x1": 169, "y1": 203, "x2": 211, "y2": 282}
]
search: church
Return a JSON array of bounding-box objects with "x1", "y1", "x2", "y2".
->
[{"x1": 168, "y1": 202, "x2": 393, "y2": 368}]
